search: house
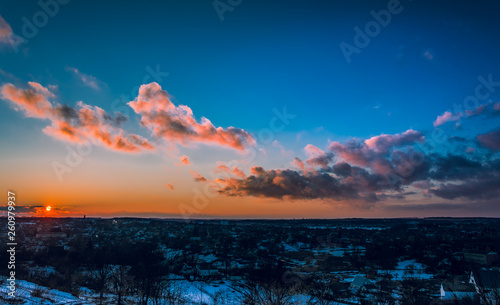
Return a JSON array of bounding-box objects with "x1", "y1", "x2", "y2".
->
[
  {"x1": 440, "y1": 281, "x2": 476, "y2": 300},
  {"x1": 350, "y1": 275, "x2": 370, "y2": 291},
  {"x1": 196, "y1": 263, "x2": 219, "y2": 277},
  {"x1": 470, "y1": 269, "x2": 500, "y2": 300}
]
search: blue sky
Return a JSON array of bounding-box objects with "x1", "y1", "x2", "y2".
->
[{"x1": 1, "y1": 0, "x2": 499, "y2": 218}]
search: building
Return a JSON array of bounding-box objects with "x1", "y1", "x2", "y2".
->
[
  {"x1": 440, "y1": 281, "x2": 476, "y2": 300},
  {"x1": 464, "y1": 252, "x2": 499, "y2": 265},
  {"x1": 470, "y1": 269, "x2": 500, "y2": 301},
  {"x1": 196, "y1": 263, "x2": 219, "y2": 277},
  {"x1": 349, "y1": 275, "x2": 370, "y2": 291}
]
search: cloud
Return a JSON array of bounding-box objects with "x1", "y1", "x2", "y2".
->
[
  {"x1": 430, "y1": 177, "x2": 500, "y2": 201},
  {"x1": 328, "y1": 129, "x2": 424, "y2": 175},
  {"x1": 178, "y1": 155, "x2": 190, "y2": 165},
  {"x1": 1, "y1": 82, "x2": 154, "y2": 153},
  {"x1": 216, "y1": 129, "x2": 500, "y2": 206},
  {"x1": 66, "y1": 67, "x2": 102, "y2": 90},
  {"x1": 217, "y1": 130, "x2": 427, "y2": 202},
  {"x1": 304, "y1": 144, "x2": 334, "y2": 169},
  {"x1": 217, "y1": 150, "x2": 500, "y2": 205},
  {"x1": 0, "y1": 205, "x2": 43, "y2": 213},
  {"x1": 165, "y1": 184, "x2": 174, "y2": 190},
  {"x1": 0, "y1": 15, "x2": 13, "y2": 44},
  {"x1": 128, "y1": 82, "x2": 255, "y2": 151},
  {"x1": 191, "y1": 170, "x2": 207, "y2": 182},
  {"x1": 216, "y1": 165, "x2": 387, "y2": 205},
  {"x1": 215, "y1": 164, "x2": 246, "y2": 178},
  {"x1": 465, "y1": 104, "x2": 487, "y2": 117},
  {"x1": 433, "y1": 111, "x2": 462, "y2": 127},
  {"x1": 1, "y1": 82, "x2": 54, "y2": 118},
  {"x1": 477, "y1": 129, "x2": 500, "y2": 151},
  {"x1": 417, "y1": 154, "x2": 500, "y2": 201},
  {"x1": 364, "y1": 129, "x2": 424, "y2": 154}
]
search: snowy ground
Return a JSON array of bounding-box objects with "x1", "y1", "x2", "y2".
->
[
  {"x1": 0, "y1": 276, "x2": 244, "y2": 305},
  {"x1": 0, "y1": 277, "x2": 90, "y2": 304},
  {"x1": 387, "y1": 259, "x2": 434, "y2": 280}
]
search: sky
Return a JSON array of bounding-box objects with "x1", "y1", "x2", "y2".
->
[{"x1": 0, "y1": 0, "x2": 499, "y2": 218}]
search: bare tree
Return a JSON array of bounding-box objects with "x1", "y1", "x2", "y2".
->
[
  {"x1": 233, "y1": 280, "x2": 295, "y2": 305},
  {"x1": 110, "y1": 265, "x2": 131, "y2": 305}
]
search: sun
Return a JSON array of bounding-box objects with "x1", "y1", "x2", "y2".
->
[{"x1": 46, "y1": 206, "x2": 51, "y2": 212}]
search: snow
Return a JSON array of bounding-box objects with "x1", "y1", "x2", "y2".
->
[
  {"x1": 386, "y1": 259, "x2": 434, "y2": 280},
  {"x1": 0, "y1": 277, "x2": 91, "y2": 304}
]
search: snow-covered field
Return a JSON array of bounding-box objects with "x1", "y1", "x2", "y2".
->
[
  {"x1": 0, "y1": 276, "x2": 243, "y2": 305},
  {"x1": 0, "y1": 277, "x2": 90, "y2": 304}
]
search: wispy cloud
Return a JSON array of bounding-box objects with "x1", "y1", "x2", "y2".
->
[
  {"x1": 65, "y1": 67, "x2": 102, "y2": 90},
  {"x1": 433, "y1": 111, "x2": 462, "y2": 127},
  {"x1": 0, "y1": 15, "x2": 13, "y2": 44}
]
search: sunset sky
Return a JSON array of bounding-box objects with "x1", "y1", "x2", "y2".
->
[{"x1": 1, "y1": 0, "x2": 500, "y2": 218}]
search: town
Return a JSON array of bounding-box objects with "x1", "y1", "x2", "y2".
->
[{"x1": 0, "y1": 217, "x2": 499, "y2": 304}]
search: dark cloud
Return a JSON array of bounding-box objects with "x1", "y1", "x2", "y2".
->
[
  {"x1": 477, "y1": 129, "x2": 500, "y2": 151},
  {"x1": 430, "y1": 176, "x2": 500, "y2": 200},
  {"x1": 217, "y1": 162, "x2": 401, "y2": 203},
  {"x1": 428, "y1": 154, "x2": 484, "y2": 180},
  {"x1": 218, "y1": 168, "x2": 363, "y2": 201}
]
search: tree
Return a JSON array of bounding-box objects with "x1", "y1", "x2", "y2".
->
[
  {"x1": 110, "y1": 265, "x2": 131, "y2": 305},
  {"x1": 399, "y1": 278, "x2": 431, "y2": 305}
]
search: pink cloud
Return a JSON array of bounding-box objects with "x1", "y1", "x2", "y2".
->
[
  {"x1": 1, "y1": 82, "x2": 54, "y2": 118},
  {"x1": 215, "y1": 164, "x2": 246, "y2": 178},
  {"x1": 128, "y1": 83, "x2": 255, "y2": 151},
  {"x1": 295, "y1": 144, "x2": 334, "y2": 171},
  {"x1": 364, "y1": 129, "x2": 424, "y2": 154},
  {"x1": 0, "y1": 15, "x2": 13, "y2": 43},
  {"x1": 465, "y1": 104, "x2": 486, "y2": 117},
  {"x1": 328, "y1": 129, "x2": 424, "y2": 175},
  {"x1": 178, "y1": 155, "x2": 190, "y2": 165},
  {"x1": 433, "y1": 111, "x2": 462, "y2": 127},
  {"x1": 190, "y1": 170, "x2": 207, "y2": 182},
  {"x1": 1, "y1": 82, "x2": 154, "y2": 153},
  {"x1": 165, "y1": 184, "x2": 174, "y2": 190}
]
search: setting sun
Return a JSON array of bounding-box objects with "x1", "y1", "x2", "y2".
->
[{"x1": 46, "y1": 206, "x2": 51, "y2": 212}]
